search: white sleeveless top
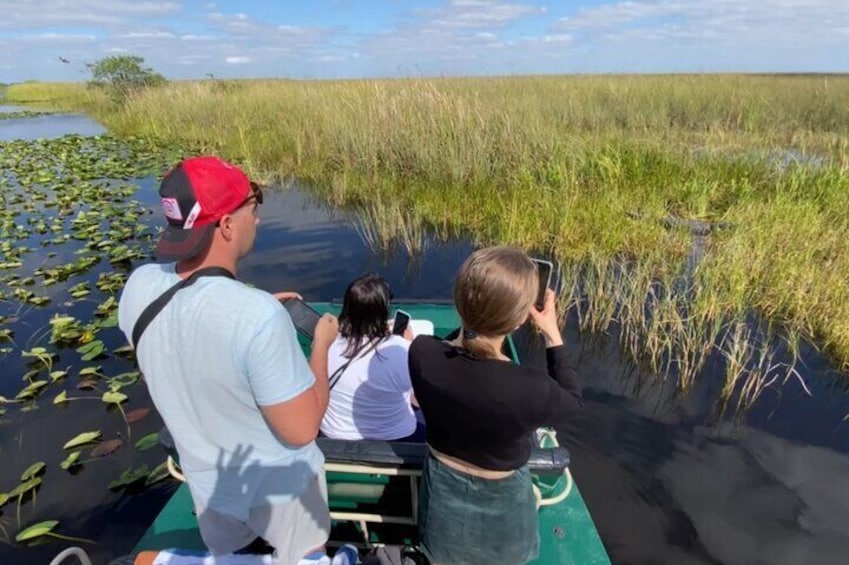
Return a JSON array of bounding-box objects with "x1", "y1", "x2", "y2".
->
[{"x1": 321, "y1": 334, "x2": 416, "y2": 440}]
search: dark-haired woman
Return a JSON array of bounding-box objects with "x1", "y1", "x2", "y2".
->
[
  {"x1": 320, "y1": 273, "x2": 423, "y2": 442},
  {"x1": 410, "y1": 246, "x2": 584, "y2": 565}
]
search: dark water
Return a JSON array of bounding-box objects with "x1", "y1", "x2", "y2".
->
[{"x1": 2, "y1": 114, "x2": 848, "y2": 565}]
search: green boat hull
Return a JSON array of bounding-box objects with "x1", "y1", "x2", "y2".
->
[{"x1": 132, "y1": 302, "x2": 610, "y2": 564}]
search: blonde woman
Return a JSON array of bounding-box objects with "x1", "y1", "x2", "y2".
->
[{"x1": 409, "y1": 246, "x2": 584, "y2": 565}]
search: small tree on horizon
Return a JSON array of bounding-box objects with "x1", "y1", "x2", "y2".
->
[{"x1": 87, "y1": 55, "x2": 166, "y2": 102}]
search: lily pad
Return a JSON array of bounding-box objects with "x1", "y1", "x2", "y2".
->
[
  {"x1": 107, "y1": 371, "x2": 139, "y2": 391},
  {"x1": 49, "y1": 369, "x2": 69, "y2": 382},
  {"x1": 145, "y1": 461, "x2": 170, "y2": 486},
  {"x1": 79, "y1": 365, "x2": 102, "y2": 377},
  {"x1": 125, "y1": 407, "x2": 150, "y2": 423},
  {"x1": 20, "y1": 461, "x2": 46, "y2": 481},
  {"x1": 15, "y1": 520, "x2": 58, "y2": 542},
  {"x1": 77, "y1": 340, "x2": 105, "y2": 361},
  {"x1": 8, "y1": 477, "x2": 41, "y2": 498},
  {"x1": 90, "y1": 438, "x2": 123, "y2": 458},
  {"x1": 134, "y1": 432, "x2": 159, "y2": 451},
  {"x1": 108, "y1": 464, "x2": 150, "y2": 490},
  {"x1": 16, "y1": 380, "x2": 48, "y2": 400},
  {"x1": 102, "y1": 391, "x2": 128, "y2": 404},
  {"x1": 59, "y1": 451, "x2": 81, "y2": 470},
  {"x1": 63, "y1": 430, "x2": 102, "y2": 450}
]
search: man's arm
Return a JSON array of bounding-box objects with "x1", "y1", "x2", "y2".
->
[{"x1": 260, "y1": 314, "x2": 337, "y2": 446}]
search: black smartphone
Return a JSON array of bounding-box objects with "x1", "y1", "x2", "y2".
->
[
  {"x1": 530, "y1": 258, "x2": 554, "y2": 310},
  {"x1": 392, "y1": 309, "x2": 411, "y2": 336},
  {"x1": 280, "y1": 298, "x2": 322, "y2": 339}
]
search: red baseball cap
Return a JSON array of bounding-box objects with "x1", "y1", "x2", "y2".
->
[{"x1": 155, "y1": 156, "x2": 260, "y2": 261}]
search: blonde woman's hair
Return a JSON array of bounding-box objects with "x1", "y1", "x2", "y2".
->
[{"x1": 454, "y1": 245, "x2": 538, "y2": 360}]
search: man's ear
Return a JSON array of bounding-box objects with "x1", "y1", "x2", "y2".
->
[{"x1": 218, "y1": 215, "x2": 235, "y2": 241}]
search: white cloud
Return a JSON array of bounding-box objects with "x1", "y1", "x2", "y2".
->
[
  {"x1": 225, "y1": 56, "x2": 251, "y2": 64},
  {"x1": 21, "y1": 32, "x2": 96, "y2": 42},
  {"x1": 428, "y1": 0, "x2": 545, "y2": 29},
  {"x1": 119, "y1": 31, "x2": 175, "y2": 39},
  {"x1": 181, "y1": 34, "x2": 216, "y2": 41},
  {"x1": 555, "y1": 0, "x2": 849, "y2": 45},
  {"x1": 0, "y1": 1, "x2": 179, "y2": 29}
]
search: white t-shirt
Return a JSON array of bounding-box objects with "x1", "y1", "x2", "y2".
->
[
  {"x1": 117, "y1": 263, "x2": 324, "y2": 521},
  {"x1": 321, "y1": 334, "x2": 415, "y2": 440}
]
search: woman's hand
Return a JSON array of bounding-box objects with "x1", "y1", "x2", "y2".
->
[
  {"x1": 528, "y1": 289, "x2": 563, "y2": 347},
  {"x1": 312, "y1": 313, "x2": 339, "y2": 352},
  {"x1": 273, "y1": 291, "x2": 303, "y2": 301}
]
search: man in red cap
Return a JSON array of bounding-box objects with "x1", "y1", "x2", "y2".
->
[{"x1": 118, "y1": 156, "x2": 338, "y2": 564}]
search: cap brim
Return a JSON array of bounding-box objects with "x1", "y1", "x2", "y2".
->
[{"x1": 154, "y1": 224, "x2": 215, "y2": 261}]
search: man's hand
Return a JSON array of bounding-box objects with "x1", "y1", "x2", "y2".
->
[{"x1": 273, "y1": 291, "x2": 303, "y2": 301}]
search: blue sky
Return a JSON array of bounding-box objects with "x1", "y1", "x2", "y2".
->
[{"x1": 1, "y1": 0, "x2": 846, "y2": 82}]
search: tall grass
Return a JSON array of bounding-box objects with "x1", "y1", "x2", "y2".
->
[
  {"x1": 3, "y1": 81, "x2": 103, "y2": 111},
  {"x1": 8, "y1": 75, "x2": 849, "y2": 407}
]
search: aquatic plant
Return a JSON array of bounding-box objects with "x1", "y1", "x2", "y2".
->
[{"x1": 0, "y1": 131, "x2": 187, "y2": 547}]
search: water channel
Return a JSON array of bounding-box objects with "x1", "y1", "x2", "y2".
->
[{"x1": 0, "y1": 109, "x2": 847, "y2": 565}]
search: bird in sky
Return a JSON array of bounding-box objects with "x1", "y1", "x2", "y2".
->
[{"x1": 59, "y1": 56, "x2": 70, "y2": 64}]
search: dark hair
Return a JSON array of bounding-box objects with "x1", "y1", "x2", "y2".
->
[{"x1": 338, "y1": 273, "x2": 392, "y2": 358}]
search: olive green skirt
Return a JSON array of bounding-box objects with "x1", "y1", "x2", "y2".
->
[{"x1": 417, "y1": 454, "x2": 539, "y2": 565}]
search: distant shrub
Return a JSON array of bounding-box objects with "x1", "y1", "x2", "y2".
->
[{"x1": 87, "y1": 55, "x2": 166, "y2": 102}]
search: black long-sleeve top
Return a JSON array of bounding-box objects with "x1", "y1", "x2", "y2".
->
[{"x1": 408, "y1": 335, "x2": 583, "y2": 471}]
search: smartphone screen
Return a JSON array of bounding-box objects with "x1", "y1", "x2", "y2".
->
[
  {"x1": 392, "y1": 309, "x2": 411, "y2": 336},
  {"x1": 531, "y1": 259, "x2": 553, "y2": 310},
  {"x1": 280, "y1": 298, "x2": 322, "y2": 339}
]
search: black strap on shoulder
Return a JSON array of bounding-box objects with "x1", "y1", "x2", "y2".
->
[
  {"x1": 130, "y1": 266, "x2": 235, "y2": 349},
  {"x1": 328, "y1": 338, "x2": 383, "y2": 390}
]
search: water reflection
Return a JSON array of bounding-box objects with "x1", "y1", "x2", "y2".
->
[
  {"x1": 519, "y1": 313, "x2": 849, "y2": 565},
  {"x1": 240, "y1": 187, "x2": 473, "y2": 300},
  {"x1": 0, "y1": 104, "x2": 36, "y2": 113},
  {"x1": 0, "y1": 113, "x2": 105, "y2": 141}
]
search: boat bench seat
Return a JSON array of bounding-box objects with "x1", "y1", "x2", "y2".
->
[
  {"x1": 317, "y1": 437, "x2": 570, "y2": 476},
  {"x1": 158, "y1": 428, "x2": 571, "y2": 540},
  {"x1": 158, "y1": 429, "x2": 570, "y2": 477}
]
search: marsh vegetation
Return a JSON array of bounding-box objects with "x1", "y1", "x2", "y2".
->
[{"x1": 7, "y1": 74, "x2": 849, "y2": 414}]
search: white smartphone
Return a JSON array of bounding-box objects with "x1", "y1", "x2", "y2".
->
[{"x1": 392, "y1": 309, "x2": 411, "y2": 335}]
